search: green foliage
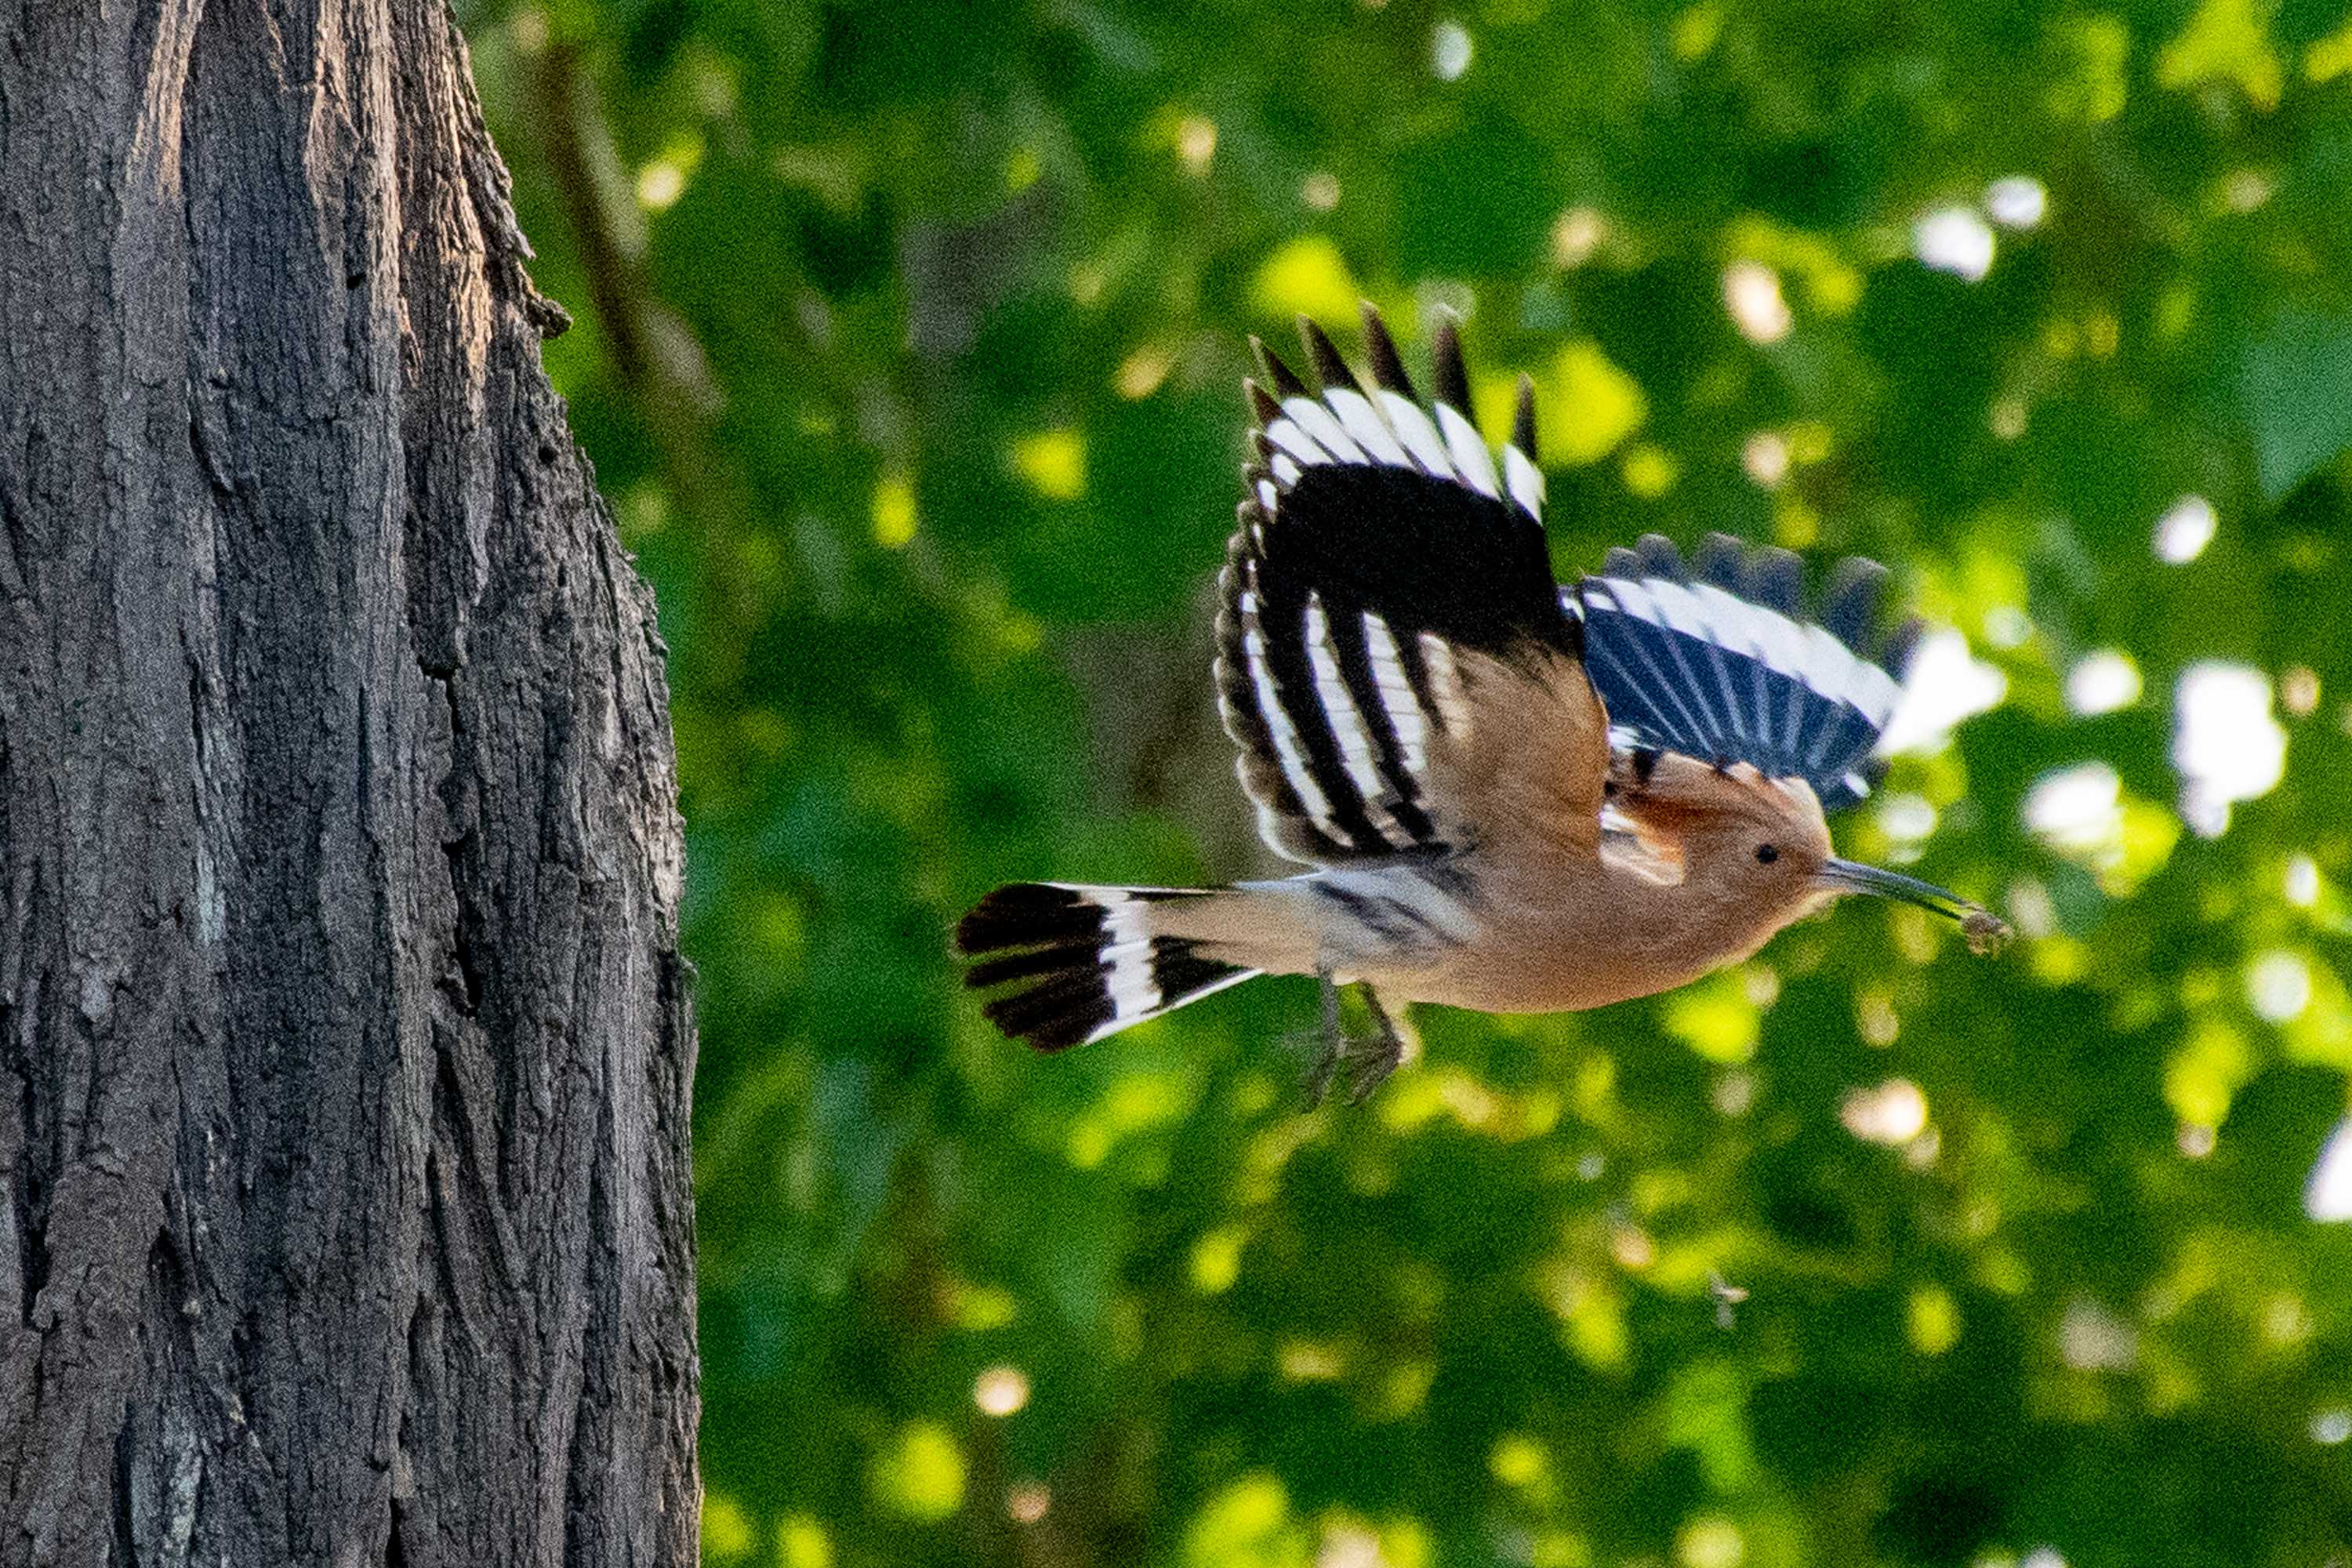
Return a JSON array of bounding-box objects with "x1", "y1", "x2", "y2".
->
[{"x1": 461, "y1": 0, "x2": 2352, "y2": 1561}]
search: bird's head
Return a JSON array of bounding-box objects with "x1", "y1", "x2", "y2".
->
[
  {"x1": 1671, "y1": 764, "x2": 1838, "y2": 913},
  {"x1": 1675, "y1": 763, "x2": 2010, "y2": 953}
]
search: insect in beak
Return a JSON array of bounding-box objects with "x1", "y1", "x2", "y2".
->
[{"x1": 1817, "y1": 858, "x2": 2013, "y2": 956}]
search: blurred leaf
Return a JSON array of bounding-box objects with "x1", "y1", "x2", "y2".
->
[
  {"x1": 1250, "y1": 234, "x2": 1360, "y2": 325},
  {"x1": 2239, "y1": 306, "x2": 2352, "y2": 500}
]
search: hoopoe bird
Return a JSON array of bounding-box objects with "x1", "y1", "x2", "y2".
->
[{"x1": 958, "y1": 305, "x2": 2008, "y2": 1102}]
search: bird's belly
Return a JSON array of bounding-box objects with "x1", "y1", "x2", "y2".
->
[
  {"x1": 1381, "y1": 960, "x2": 1702, "y2": 1016},
  {"x1": 1373, "y1": 904, "x2": 1777, "y2": 1016}
]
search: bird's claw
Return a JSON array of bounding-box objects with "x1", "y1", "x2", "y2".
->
[
  {"x1": 1343, "y1": 1028, "x2": 1405, "y2": 1105},
  {"x1": 1294, "y1": 1026, "x2": 1403, "y2": 1108},
  {"x1": 1293, "y1": 976, "x2": 1410, "y2": 1108},
  {"x1": 1297, "y1": 974, "x2": 1348, "y2": 1108},
  {"x1": 1298, "y1": 1029, "x2": 1345, "y2": 1108}
]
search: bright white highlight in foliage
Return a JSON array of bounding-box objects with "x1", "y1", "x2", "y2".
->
[
  {"x1": 2281, "y1": 665, "x2": 2321, "y2": 716},
  {"x1": 1175, "y1": 116, "x2": 1217, "y2": 174},
  {"x1": 1876, "y1": 629, "x2": 2008, "y2": 756},
  {"x1": 2172, "y1": 662, "x2": 2286, "y2": 837},
  {"x1": 2313, "y1": 1409, "x2": 2352, "y2": 1445},
  {"x1": 2154, "y1": 494, "x2": 2217, "y2": 563},
  {"x1": 2022, "y1": 1548, "x2": 2069, "y2": 1568},
  {"x1": 1982, "y1": 604, "x2": 2032, "y2": 649},
  {"x1": 1318, "y1": 1524, "x2": 1389, "y2": 1568},
  {"x1": 974, "y1": 1365, "x2": 1031, "y2": 1416},
  {"x1": 1842, "y1": 1079, "x2": 1929, "y2": 1145},
  {"x1": 1552, "y1": 207, "x2": 1606, "y2": 267},
  {"x1": 1677, "y1": 1518, "x2": 1747, "y2": 1568},
  {"x1": 2223, "y1": 169, "x2": 2274, "y2": 212},
  {"x1": 1984, "y1": 175, "x2": 2049, "y2": 229},
  {"x1": 1431, "y1": 21, "x2": 1473, "y2": 79},
  {"x1": 2065, "y1": 648, "x2": 2143, "y2": 716},
  {"x1": 2246, "y1": 950, "x2": 2312, "y2": 1023},
  {"x1": 1878, "y1": 792, "x2": 1937, "y2": 845},
  {"x1": 2285, "y1": 854, "x2": 2321, "y2": 907},
  {"x1": 1722, "y1": 262, "x2": 1793, "y2": 343},
  {"x1": 2024, "y1": 761, "x2": 2123, "y2": 862},
  {"x1": 1740, "y1": 431, "x2": 1790, "y2": 488},
  {"x1": 2007, "y1": 877, "x2": 2056, "y2": 940},
  {"x1": 636, "y1": 161, "x2": 688, "y2": 211},
  {"x1": 1914, "y1": 206, "x2": 1995, "y2": 281},
  {"x1": 2308, "y1": 1119, "x2": 2352, "y2": 1221},
  {"x1": 2059, "y1": 1298, "x2": 2138, "y2": 1370}
]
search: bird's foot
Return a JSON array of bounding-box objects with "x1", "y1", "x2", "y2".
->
[
  {"x1": 1293, "y1": 978, "x2": 1414, "y2": 1108},
  {"x1": 1341, "y1": 1025, "x2": 1406, "y2": 1105},
  {"x1": 1295, "y1": 1029, "x2": 1402, "y2": 1108},
  {"x1": 1295, "y1": 975, "x2": 1348, "y2": 1108},
  {"x1": 1342, "y1": 987, "x2": 1414, "y2": 1105},
  {"x1": 1295, "y1": 1029, "x2": 1340, "y2": 1108}
]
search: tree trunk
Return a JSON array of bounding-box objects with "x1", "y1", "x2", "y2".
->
[{"x1": 0, "y1": 4, "x2": 699, "y2": 1565}]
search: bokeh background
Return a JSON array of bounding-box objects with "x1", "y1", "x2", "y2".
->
[{"x1": 455, "y1": 2, "x2": 2352, "y2": 1563}]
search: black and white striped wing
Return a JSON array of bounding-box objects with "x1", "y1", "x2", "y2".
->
[
  {"x1": 1570, "y1": 532, "x2": 1922, "y2": 812},
  {"x1": 1217, "y1": 306, "x2": 1577, "y2": 866}
]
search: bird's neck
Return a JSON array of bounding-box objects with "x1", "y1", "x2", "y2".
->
[{"x1": 1591, "y1": 851, "x2": 1795, "y2": 998}]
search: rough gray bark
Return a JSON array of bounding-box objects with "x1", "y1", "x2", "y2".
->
[{"x1": 0, "y1": 4, "x2": 699, "y2": 1565}]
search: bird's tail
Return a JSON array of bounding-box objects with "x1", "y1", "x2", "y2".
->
[{"x1": 955, "y1": 882, "x2": 1264, "y2": 1051}]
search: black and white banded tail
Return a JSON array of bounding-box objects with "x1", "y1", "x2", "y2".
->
[
  {"x1": 955, "y1": 883, "x2": 1260, "y2": 1051},
  {"x1": 1571, "y1": 532, "x2": 1922, "y2": 812}
]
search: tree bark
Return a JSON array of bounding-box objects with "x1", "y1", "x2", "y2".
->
[{"x1": 0, "y1": 4, "x2": 699, "y2": 1564}]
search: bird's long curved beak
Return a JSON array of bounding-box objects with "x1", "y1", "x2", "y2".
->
[
  {"x1": 1817, "y1": 858, "x2": 2014, "y2": 954},
  {"x1": 1817, "y1": 858, "x2": 1972, "y2": 919}
]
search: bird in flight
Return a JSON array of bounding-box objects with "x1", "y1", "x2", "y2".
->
[{"x1": 958, "y1": 304, "x2": 2007, "y2": 1102}]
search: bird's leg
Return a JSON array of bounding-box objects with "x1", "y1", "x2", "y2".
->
[
  {"x1": 1341, "y1": 985, "x2": 1417, "y2": 1105},
  {"x1": 1298, "y1": 971, "x2": 1346, "y2": 1108}
]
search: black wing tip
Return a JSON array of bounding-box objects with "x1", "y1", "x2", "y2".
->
[
  {"x1": 1429, "y1": 314, "x2": 1472, "y2": 413},
  {"x1": 1359, "y1": 302, "x2": 1415, "y2": 397},
  {"x1": 1748, "y1": 546, "x2": 1806, "y2": 618},
  {"x1": 1822, "y1": 555, "x2": 1893, "y2": 655},
  {"x1": 1634, "y1": 533, "x2": 1686, "y2": 581},
  {"x1": 1298, "y1": 316, "x2": 1354, "y2": 391},
  {"x1": 1252, "y1": 337, "x2": 1312, "y2": 400},
  {"x1": 1692, "y1": 532, "x2": 1744, "y2": 589},
  {"x1": 1511, "y1": 375, "x2": 1537, "y2": 463},
  {"x1": 1881, "y1": 613, "x2": 1926, "y2": 681}
]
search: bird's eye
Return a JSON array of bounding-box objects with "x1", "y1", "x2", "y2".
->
[{"x1": 1755, "y1": 844, "x2": 1780, "y2": 864}]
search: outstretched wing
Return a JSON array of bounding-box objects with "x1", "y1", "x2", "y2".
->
[
  {"x1": 1570, "y1": 532, "x2": 1922, "y2": 811},
  {"x1": 1216, "y1": 305, "x2": 1599, "y2": 866}
]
